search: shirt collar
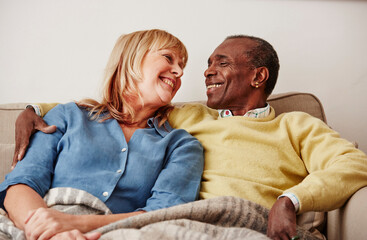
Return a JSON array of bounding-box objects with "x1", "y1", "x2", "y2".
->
[
  {"x1": 218, "y1": 103, "x2": 270, "y2": 119},
  {"x1": 147, "y1": 117, "x2": 173, "y2": 137}
]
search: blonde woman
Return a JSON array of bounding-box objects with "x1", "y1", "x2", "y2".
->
[{"x1": 0, "y1": 29, "x2": 204, "y2": 239}]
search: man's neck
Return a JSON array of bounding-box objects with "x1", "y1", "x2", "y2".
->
[{"x1": 230, "y1": 99, "x2": 267, "y2": 116}]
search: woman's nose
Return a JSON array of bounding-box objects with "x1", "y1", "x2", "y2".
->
[{"x1": 172, "y1": 63, "x2": 183, "y2": 78}]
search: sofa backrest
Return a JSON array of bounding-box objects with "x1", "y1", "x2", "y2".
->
[
  {"x1": 0, "y1": 103, "x2": 27, "y2": 181},
  {"x1": 268, "y1": 92, "x2": 327, "y2": 123},
  {"x1": 0, "y1": 92, "x2": 326, "y2": 182}
]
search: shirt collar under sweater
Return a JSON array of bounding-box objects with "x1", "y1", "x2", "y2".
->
[{"x1": 218, "y1": 103, "x2": 270, "y2": 119}]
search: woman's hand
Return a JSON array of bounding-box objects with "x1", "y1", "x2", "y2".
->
[
  {"x1": 50, "y1": 230, "x2": 101, "y2": 240},
  {"x1": 24, "y1": 208, "x2": 80, "y2": 240},
  {"x1": 12, "y1": 107, "x2": 56, "y2": 169},
  {"x1": 24, "y1": 206, "x2": 145, "y2": 239}
]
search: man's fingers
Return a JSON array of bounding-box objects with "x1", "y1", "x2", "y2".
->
[
  {"x1": 34, "y1": 118, "x2": 57, "y2": 134},
  {"x1": 11, "y1": 151, "x2": 19, "y2": 170},
  {"x1": 12, "y1": 140, "x2": 21, "y2": 169},
  {"x1": 12, "y1": 137, "x2": 29, "y2": 169},
  {"x1": 17, "y1": 143, "x2": 28, "y2": 161},
  {"x1": 43, "y1": 125, "x2": 57, "y2": 133},
  {"x1": 16, "y1": 137, "x2": 29, "y2": 161}
]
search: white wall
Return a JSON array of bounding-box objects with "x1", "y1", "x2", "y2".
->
[{"x1": 1, "y1": 0, "x2": 366, "y2": 153}]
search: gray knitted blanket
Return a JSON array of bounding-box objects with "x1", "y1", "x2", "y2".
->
[{"x1": 0, "y1": 188, "x2": 317, "y2": 240}]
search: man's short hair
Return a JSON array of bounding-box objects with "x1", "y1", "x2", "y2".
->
[{"x1": 225, "y1": 35, "x2": 280, "y2": 96}]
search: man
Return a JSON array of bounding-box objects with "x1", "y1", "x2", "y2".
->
[{"x1": 11, "y1": 35, "x2": 367, "y2": 239}]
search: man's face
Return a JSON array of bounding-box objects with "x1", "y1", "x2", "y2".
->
[{"x1": 205, "y1": 38, "x2": 257, "y2": 110}]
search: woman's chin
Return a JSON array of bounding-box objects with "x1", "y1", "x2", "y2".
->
[{"x1": 157, "y1": 92, "x2": 175, "y2": 105}]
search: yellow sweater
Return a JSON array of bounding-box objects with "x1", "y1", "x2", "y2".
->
[
  {"x1": 168, "y1": 103, "x2": 367, "y2": 213},
  {"x1": 39, "y1": 102, "x2": 367, "y2": 213}
]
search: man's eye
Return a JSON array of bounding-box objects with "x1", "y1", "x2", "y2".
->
[{"x1": 220, "y1": 62, "x2": 228, "y2": 66}]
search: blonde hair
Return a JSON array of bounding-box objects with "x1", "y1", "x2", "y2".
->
[{"x1": 78, "y1": 29, "x2": 188, "y2": 126}]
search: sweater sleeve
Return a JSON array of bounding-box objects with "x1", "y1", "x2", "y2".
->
[
  {"x1": 284, "y1": 113, "x2": 367, "y2": 213},
  {"x1": 36, "y1": 103, "x2": 60, "y2": 117},
  {"x1": 169, "y1": 103, "x2": 217, "y2": 130}
]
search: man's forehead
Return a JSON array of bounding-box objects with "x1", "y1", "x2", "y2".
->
[
  {"x1": 220, "y1": 38, "x2": 255, "y2": 52},
  {"x1": 208, "y1": 39, "x2": 252, "y2": 62}
]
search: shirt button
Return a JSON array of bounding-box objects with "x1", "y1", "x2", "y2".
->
[
  {"x1": 103, "y1": 192, "x2": 108, "y2": 197},
  {"x1": 121, "y1": 148, "x2": 127, "y2": 152},
  {"x1": 116, "y1": 169, "x2": 122, "y2": 173}
]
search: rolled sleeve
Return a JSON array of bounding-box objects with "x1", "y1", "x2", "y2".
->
[
  {"x1": 0, "y1": 105, "x2": 66, "y2": 208},
  {"x1": 142, "y1": 133, "x2": 204, "y2": 212}
]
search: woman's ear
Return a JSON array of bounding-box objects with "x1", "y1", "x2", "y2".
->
[{"x1": 251, "y1": 67, "x2": 269, "y2": 88}]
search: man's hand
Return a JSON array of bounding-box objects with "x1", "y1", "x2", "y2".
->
[
  {"x1": 50, "y1": 230, "x2": 101, "y2": 240},
  {"x1": 12, "y1": 107, "x2": 56, "y2": 169},
  {"x1": 267, "y1": 197, "x2": 297, "y2": 240}
]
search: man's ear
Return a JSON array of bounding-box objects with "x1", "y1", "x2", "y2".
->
[{"x1": 251, "y1": 67, "x2": 269, "y2": 88}]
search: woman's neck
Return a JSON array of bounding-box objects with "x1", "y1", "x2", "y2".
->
[
  {"x1": 124, "y1": 104, "x2": 158, "y2": 128},
  {"x1": 119, "y1": 104, "x2": 158, "y2": 143}
]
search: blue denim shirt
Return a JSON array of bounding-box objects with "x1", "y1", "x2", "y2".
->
[{"x1": 0, "y1": 103, "x2": 204, "y2": 213}]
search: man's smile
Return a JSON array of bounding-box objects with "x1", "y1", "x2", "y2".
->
[
  {"x1": 206, "y1": 84, "x2": 223, "y2": 89},
  {"x1": 206, "y1": 82, "x2": 224, "y2": 90}
]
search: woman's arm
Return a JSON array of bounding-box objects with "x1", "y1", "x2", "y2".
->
[
  {"x1": 5, "y1": 184, "x2": 145, "y2": 238},
  {"x1": 73, "y1": 211, "x2": 145, "y2": 232},
  {"x1": 143, "y1": 130, "x2": 204, "y2": 211},
  {"x1": 4, "y1": 184, "x2": 47, "y2": 230},
  {"x1": 23, "y1": 207, "x2": 144, "y2": 239},
  {"x1": 6, "y1": 185, "x2": 144, "y2": 239}
]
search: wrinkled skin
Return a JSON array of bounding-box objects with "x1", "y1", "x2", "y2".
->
[
  {"x1": 267, "y1": 197, "x2": 298, "y2": 240},
  {"x1": 12, "y1": 108, "x2": 56, "y2": 169},
  {"x1": 24, "y1": 208, "x2": 79, "y2": 240}
]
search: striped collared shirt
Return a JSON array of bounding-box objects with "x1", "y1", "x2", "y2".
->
[{"x1": 218, "y1": 103, "x2": 270, "y2": 119}]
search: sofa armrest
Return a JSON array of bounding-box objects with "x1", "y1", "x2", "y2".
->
[{"x1": 327, "y1": 186, "x2": 367, "y2": 240}]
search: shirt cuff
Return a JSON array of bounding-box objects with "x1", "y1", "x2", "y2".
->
[
  {"x1": 278, "y1": 193, "x2": 300, "y2": 213},
  {"x1": 26, "y1": 104, "x2": 41, "y2": 117}
]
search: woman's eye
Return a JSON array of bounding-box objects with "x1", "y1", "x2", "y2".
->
[{"x1": 164, "y1": 55, "x2": 173, "y2": 62}]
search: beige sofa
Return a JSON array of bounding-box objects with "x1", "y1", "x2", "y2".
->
[{"x1": 0, "y1": 92, "x2": 366, "y2": 239}]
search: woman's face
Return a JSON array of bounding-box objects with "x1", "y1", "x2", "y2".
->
[{"x1": 137, "y1": 48, "x2": 184, "y2": 108}]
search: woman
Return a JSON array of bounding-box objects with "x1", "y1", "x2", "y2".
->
[{"x1": 0, "y1": 29, "x2": 204, "y2": 239}]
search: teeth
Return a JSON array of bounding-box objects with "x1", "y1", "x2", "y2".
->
[
  {"x1": 207, "y1": 84, "x2": 222, "y2": 89},
  {"x1": 162, "y1": 79, "x2": 174, "y2": 88}
]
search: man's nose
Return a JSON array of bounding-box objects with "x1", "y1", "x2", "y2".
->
[{"x1": 204, "y1": 65, "x2": 216, "y2": 77}]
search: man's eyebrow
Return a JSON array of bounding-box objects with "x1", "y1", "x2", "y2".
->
[
  {"x1": 208, "y1": 55, "x2": 229, "y2": 64},
  {"x1": 215, "y1": 55, "x2": 229, "y2": 60}
]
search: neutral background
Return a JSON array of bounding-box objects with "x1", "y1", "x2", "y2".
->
[{"x1": 1, "y1": 0, "x2": 366, "y2": 153}]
